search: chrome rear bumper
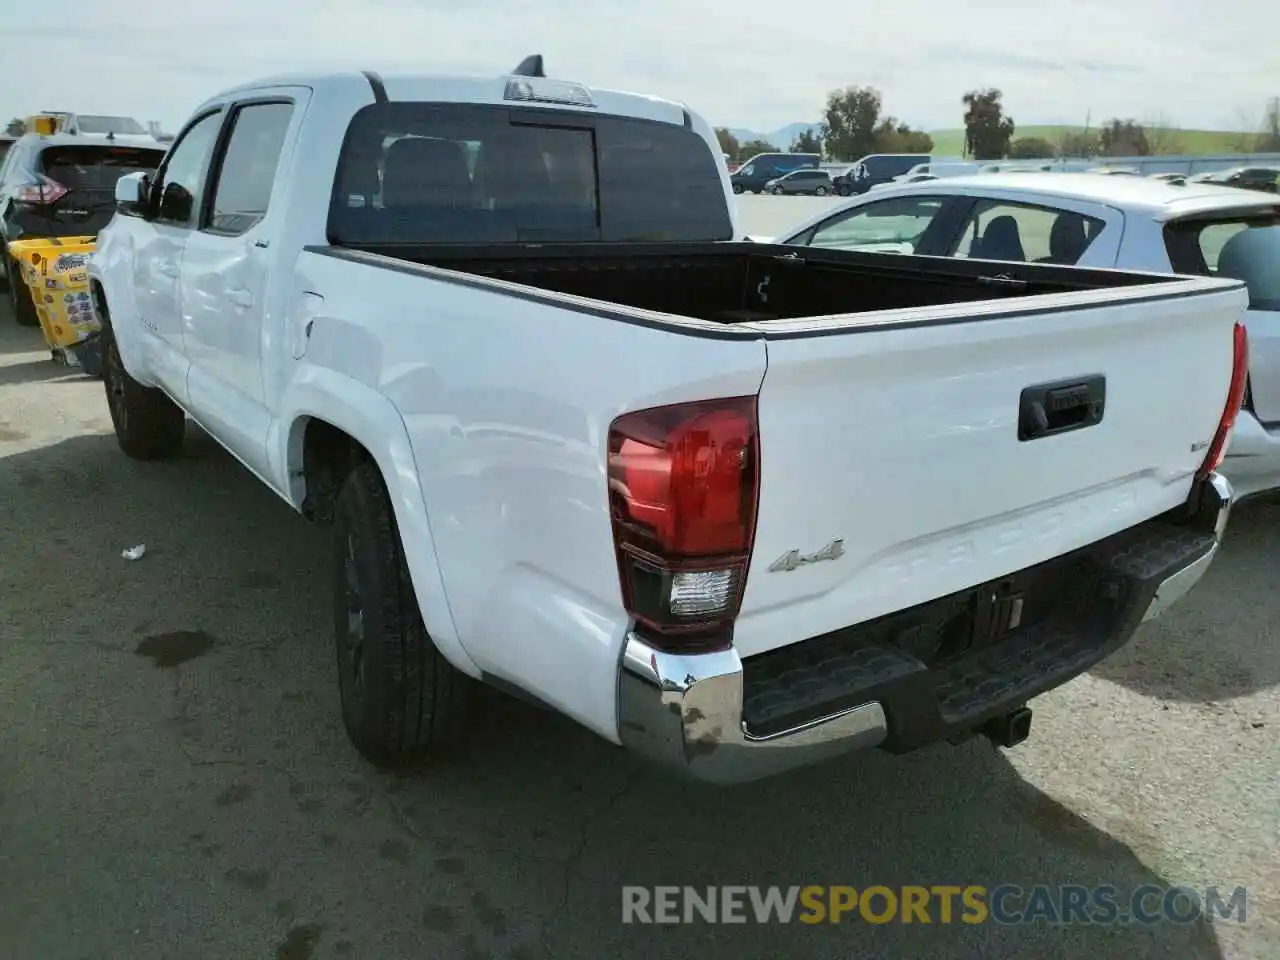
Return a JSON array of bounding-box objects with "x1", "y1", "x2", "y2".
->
[
  {"x1": 618, "y1": 639, "x2": 887, "y2": 785},
  {"x1": 617, "y1": 472, "x2": 1232, "y2": 785}
]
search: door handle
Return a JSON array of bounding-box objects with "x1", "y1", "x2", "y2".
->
[
  {"x1": 1018, "y1": 375, "x2": 1106, "y2": 441},
  {"x1": 228, "y1": 288, "x2": 254, "y2": 308},
  {"x1": 157, "y1": 261, "x2": 179, "y2": 278}
]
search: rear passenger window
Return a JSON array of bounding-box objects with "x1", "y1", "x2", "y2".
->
[
  {"x1": 206, "y1": 102, "x2": 294, "y2": 235},
  {"x1": 951, "y1": 200, "x2": 1104, "y2": 264},
  {"x1": 800, "y1": 196, "x2": 945, "y2": 254},
  {"x1": 1166, "y1": 216, "x2": 1280, "y2": 310}
]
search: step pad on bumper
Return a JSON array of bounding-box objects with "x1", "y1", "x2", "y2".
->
[{"x1": 741, "y1": 520, "x2": 1217, "y2": 750}]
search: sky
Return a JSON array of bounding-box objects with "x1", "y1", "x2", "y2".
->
[{"x1": 3, "y1": 0, "x2": 1275, "y2": 136}]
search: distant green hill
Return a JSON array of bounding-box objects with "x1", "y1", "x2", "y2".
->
[{"x1": 925, "y1": 125, "x2": 1253, "y2": 157}]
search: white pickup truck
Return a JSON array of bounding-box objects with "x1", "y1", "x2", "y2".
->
[{"x1": 88, "y1": 58, "x2": 1247, "y2": 784}]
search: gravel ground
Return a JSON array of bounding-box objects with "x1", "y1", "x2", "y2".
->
[{"x1": 0, "y1": 226, "x2": 1276, "y2": 960}]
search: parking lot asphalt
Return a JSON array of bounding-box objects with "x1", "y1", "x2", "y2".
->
[
  {"x1": 733, "y1": 193, "x2": 843, "y2": 238},
  {"x1": 0, "y1": 215, "x2": 1277, "y2": 959}
]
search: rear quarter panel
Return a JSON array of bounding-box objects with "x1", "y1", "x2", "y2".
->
[{"x1": 294, "y1": 253, "x2": 766, "y2": 740}]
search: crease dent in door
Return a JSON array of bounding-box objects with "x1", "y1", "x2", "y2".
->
[{"x1": 290, "y1": 292, "x2": 324, "y2": 359}]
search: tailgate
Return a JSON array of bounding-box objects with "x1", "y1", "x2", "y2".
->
[{"x1": 732, "y1": 280, "x2": 1246, "y2": 658}]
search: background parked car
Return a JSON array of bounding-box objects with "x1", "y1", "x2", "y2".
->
[
  {"x1": 765, "y1": 168, "x2": 835, "y2": 195},
  {"x1": 870, "y1": 173, "x2": 937, "y2": 190},
  {"x1": 1190, "y1": 166, "x2": 1280, "y2": 193},
  {"x1": 730, "y1": 151, "x2": 821, "y2": 193},
  {"x1": 0, "y1": 128, "x2": 166, "y2": 326},
  {"x1": 833, "y1": 153, "x2": 930, "y2": 195},
  {"x1": 894, "y1": 160, "x2": 981, "y2": 183},
  {"x1": 771, "y1": 171, "x2": 1280, "y2": 501}
]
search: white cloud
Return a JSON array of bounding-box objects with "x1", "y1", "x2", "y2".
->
[{"x1": 4, "y1": 0, "x2": 1276, "y2": 133}]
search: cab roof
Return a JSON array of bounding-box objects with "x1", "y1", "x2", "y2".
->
[{"x1": 199, "y1": 69, "x2": 694, "y2": 128}]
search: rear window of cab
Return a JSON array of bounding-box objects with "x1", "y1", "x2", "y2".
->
[{"x1": 327, "y1": 102, "x2": 734, "y2": 245}]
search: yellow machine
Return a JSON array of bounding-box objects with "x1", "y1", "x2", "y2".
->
[
  {"x1": 26, "y1": 113, "x2": 64, "y2": 135},
  {"x1": 6, "y1": 235, "x2": 103, "y2": 376}
]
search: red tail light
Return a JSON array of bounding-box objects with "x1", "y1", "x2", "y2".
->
[
  {"x1": 608, "y1": 396, "x2": 759, "y2": 651},
  {"x1": 1197, "y1": 321, "x2": 1249, "y2": 480},
  {"x1": 15, "y1": 177, "x2": 68, "y2": 206}
]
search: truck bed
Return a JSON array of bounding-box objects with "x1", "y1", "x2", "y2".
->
[
  {"x1": 298, "y1": 236, "x2": 1244, "y2": 685},
  {"x1": 311, "y1": 240, "x2": 1165, "y2": 328}
]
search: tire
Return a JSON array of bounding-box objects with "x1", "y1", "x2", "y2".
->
[
  {"x1": 101, "y1": 318, "x2": 185, "y2": 459},
  {"x1": 815, "y1": 185, "x2": 829, "y2": 196},
  {"x1": 333, "y1": 461, "x2": 468, "y2": 768},
  {"x1": 6, "y1": 258, "x2": 40, "y2": 327},
  {"x1": 732, "y1": 183, "x2": 744, "y2": 195},
  {"x1": 751, "y1": 189, "x2": 762, "y2": 195}
]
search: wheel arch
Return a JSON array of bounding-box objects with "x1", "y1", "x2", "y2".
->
[{"x1": 279, "y1": 373, "x2": 478, "y2": 678}]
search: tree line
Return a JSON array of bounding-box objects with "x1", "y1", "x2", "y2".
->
[{"x1": 716, "y1": 90, "x2": 1280, "y2": 162}]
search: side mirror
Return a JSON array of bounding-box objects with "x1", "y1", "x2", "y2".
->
[{"x1": 115, "y1": 171, "x2": 150, "y2": 216}]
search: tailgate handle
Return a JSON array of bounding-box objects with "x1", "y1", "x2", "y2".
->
[{"x1": 1018, "y1": 375, "x2": 1105, "y2": 441}]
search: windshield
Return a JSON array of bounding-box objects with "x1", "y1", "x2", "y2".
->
[
  {"x1": 39, "y1": 145, "x2": 165, "y2": 191},
  {"x1": 1165, "y1": 215, "x2": 1280, "y2": 310},
  {"x1": 73, "y1": 115, "x2": 147, "y2": 135},
  {"x1": 328, "y1": 102, "x2": 733, "y2": 245}
]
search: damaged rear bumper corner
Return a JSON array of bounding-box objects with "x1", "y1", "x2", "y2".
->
[
  {"x1": 1142, "y1": 471, "x2": 1231, "y2": 622},
  {"x1": 617, "y1": 637, "x2": 888, "y2": 786}
]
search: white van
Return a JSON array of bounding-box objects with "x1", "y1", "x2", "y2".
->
[{"x1": 894, "y1": 160, "x2": 981, "y2": 182}]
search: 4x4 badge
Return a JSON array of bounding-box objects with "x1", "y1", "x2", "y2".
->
[{"x1": 768, "y1": 539, "x2": 845, "y2": 572}]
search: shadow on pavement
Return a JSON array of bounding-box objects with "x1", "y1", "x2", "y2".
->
[
  {"x1": 0, "y1": 356, "x2": 90, "y2": 388},
  {"x1": 0, "y1": 302, "x2": 86, "y2": 384},
  {"x1": 1090, "y1": 497, "x2": 1280, "y2": 702},
  {"x1": 0, "y1": 432, "x2": 1227, "y2": 960},
  {"x1": 0, "y1": 304, "x2": 47, "y2": 355}
]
